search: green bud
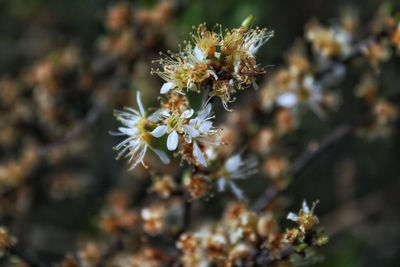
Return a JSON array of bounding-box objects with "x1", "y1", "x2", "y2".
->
[
  {"x1": 182, "y1": 170, "x2": 191, "y2": 186},
  {"x1": 297, "y1": 243, "x2": 308, "y2": 252},
  {"x1": 241, "y1": 15, "x2": 254, "y2": 28},
  {"x1": 318, "y1": 236, "x2": 329, "y2": 245}
]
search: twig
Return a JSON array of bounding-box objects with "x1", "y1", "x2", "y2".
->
[
  {"x1": 6, "y1": 246, "x2": 49, "y2": 267},
  {"x1": 251, "y1": 115, "x2": 369, "y2": 213},
  {"x1": 252, "y1": 245, "x2": 296, "y2": 266},
  {"x1": 251, "y1": 27, "x2": 396, "y2": 213},
  {"x1": 175, "y1": 87, "x2": 214, "y2": 237},
  {"x1": 252, "y1": 86, "x2": 400, "y2": 213},
  {"x1": 286, "y1": 121, "x2": 361, "y2": 178},
  {"x1": 251, "y1": 182, "x2": 400, "y2": 266},
  {"x1": 176, "y1": 191, "x2": 192, "y2": 237},
  {"x1": 38, "y1": 55, "x2": 127, "y2": 157},
  {"x1": 39, "y1": 85, "x2": 116, "y2": 156}
]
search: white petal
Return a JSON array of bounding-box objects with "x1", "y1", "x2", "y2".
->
[
  {"x1": 150, "y1": 147, "x2": 170, "y2": 164},
  {"x1": 160, "y1": 82, "x2": 175, "y2": 94},
  {"x1": 167, "y1": 130, "x2": 179, "y2": 151},
  {"x1": 128, "y1": 144, "x2": 147, "y2": 170},
  {"x1": 183, "y1": 125, "x2": 200, "y2": 138},
  {"x1": 287, "y1": 212, "x2": 298, "y2": 221},
  {"x1": 181, "y1": 109, "x2": 194, "y2": 119},
  {"x1": 148, "y1": 110, "x2": 161, "y2": 122},
  {"x1": 136, "y1": 91, "x2": 145, "y2": 116},
  {"x1": 199, "y1": 121, "x2": 212, "y2": 133},
  {"x1": 193, "y1": 141, "x2": 207, "y2": 167},
  {"x1": 217, "y1": 178, "x2": 226, "y2": 192},
  {"x1": 198, "y1": 104, "x2": 212, "y2": 121},
  {"x1": 151, "y1": 125, "x2": 168, "y2": 138},
  {"x1": 123, "y1": 107, "x2": 140, "y2": 115},
  {"x1": 117, "y1": 127, "x2": 137, "y2": 136},
  {"x1": 161, "y1": 110, "x2": 170, "y2": 117},
  {"x1": 225, "y1": 154, "x2": 242, "y2": 173},
  {"x1": 229, "y1": 181, "x2": 246, "y2": 200},
  {"x1": 277, "y1": 92, "x2": 297, "y2": 108},
  {"x1": 302, "y1": 200, "x2": 309, "y2": 213},
  {"x1": 194, "y1": 46, "x2": 205, "y2": 61}
]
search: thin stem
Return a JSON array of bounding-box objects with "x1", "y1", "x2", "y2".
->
[
  {"x1": 6, "y1": 246, "x2": 49, "y2": 267},
  {"x1": 201, "y1": 84, "x2": 212, "y2": 108},
  {"x1": 252, "y1": 117, "x2": 367, "y2": 213},
  {"x1": 176, "y1": 191, "x2": 192, "y2": 237}
]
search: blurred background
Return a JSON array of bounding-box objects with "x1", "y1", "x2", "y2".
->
[{"x1": 0, "y1": 0, "x2": 400, "y2": 266}]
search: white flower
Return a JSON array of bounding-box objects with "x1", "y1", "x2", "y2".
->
[
  {"x1": 216, "y1": 152, "x2": 258, "y2": 200},
  {"x1": 155, "y1": 45, "x2": 218, "y2": 94},
  {"x1": 150, "y1": 103, "x2": 220, "y2": 167},
  {"x1": 276, "y1": 75, "x2": 326, "y2": 118},
  {"x1": 183, "y1": 103, "x2": 217, "y2": 143},
  {"x1": 287, "y1": 200, "x2": 319, "y2": 232},
  {"x1": 112, "y1": 91, "x2": 170, "y2": 169},
  {"x1": 184, "y1": 104, "x2": 220, "y2": 167},
  {"x1": 241, "y1": 28, "x2": 274, "y2": 57},
  {"x1": 151, "y1": 109, "x2": 194, "y2": 151}
]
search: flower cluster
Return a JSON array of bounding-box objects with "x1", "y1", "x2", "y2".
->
[
  {"x1": 113, "y1": 16, "x2": 272, "y2": 172},
  {"x1": 152, "y1": 16, "x2": 273, "y2": 110},
  {"x1": 284, "y1": 201, "x2": 328, "y2": 250},
  {"x1": 260, "y1": 36, "x2": 341, "y2": 119},
  {"x1": 177, "y1": 201, "x2": 326, "y2": 266},
  {"x1": 6, "y1": 2, "x2": 400, "y2": 266},
  {"x1": 100, "y1": 1, "x2": 174, "y2": 56}
]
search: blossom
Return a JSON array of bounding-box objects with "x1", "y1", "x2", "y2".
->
[
  {"x1": 276, "y1": 75, "x2": 326, "y2": 118},
  {"x1": 112, "y1": 91, "x2": 170, "y2": 170},
  {"x1": 153, "y1": 45, "x2": 218, "y2": 94},
  {"x1": 191, "y1": 23, "x2": 221, "y2": 59},
  {"x1": 184, "y1": 104, "x2": 220, "y2": 167},
  {"x1": 151, "y1": 103, "x2": 219, "y2": 167},
  {"x1": 287, "y1": 200, "x2": 319, "y2": 232},
  {"x1": 229, "y1": 27, "x2": 273, "y2": 90},
  {"x1": 210, "y1": 80, "x2": 236, "y2": 111},
  {"x1": 305, "y1": 20, "x2": 352, "y2": 58},
  {"x1": 153, "y1": 20, "x2": 272, "y2": 108},
  {"x1": 240, "y1": 27, "x2": 274, "y2": 57},
  {"x1": 216, "y1": 152, "x2": 258, "y2": 200},
  {"x1": 183, "y1": 104, "x2": 217, "y2": 143},
  {"x1": 151, "y1": 108, "x2": 194, "y2": 151}
]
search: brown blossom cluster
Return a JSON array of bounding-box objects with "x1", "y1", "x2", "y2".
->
[
  {"x1": 0, "y1": 0, "x2": 180, "y2": 201},
  {"x1": 100, "y1": 1, "x2": 174, "y2": 57},
  {"x1": 250, "y1": 6, "x2": 400, "y2": 193},
  {"x1": 1, "y1": 2, "x2": 400, "y2": 267},
  {"x1": 177, "y1": 202, "x2": 326, "y2": 266}
]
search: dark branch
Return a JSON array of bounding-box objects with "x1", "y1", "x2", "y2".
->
[
  {"x1": 252, "y1": 115, "x2": 370, "y2": 213},
  {"x1": 6, "y1": 246, "x2": 49, "y2": 267}
]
